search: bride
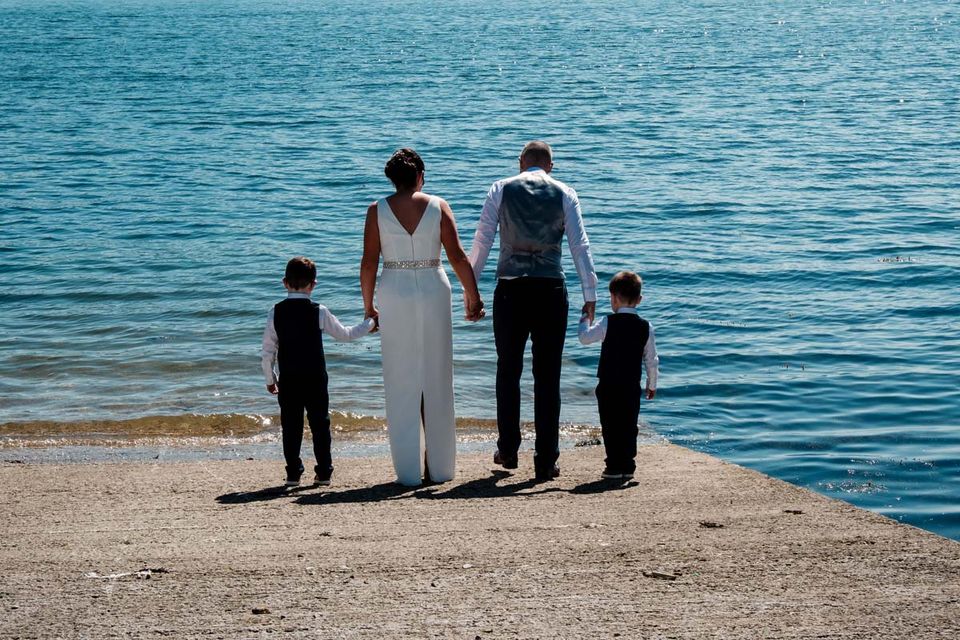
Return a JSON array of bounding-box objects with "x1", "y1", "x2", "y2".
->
[{"x1": 360, "y1": 148, "x2": 484, "y2": 486}]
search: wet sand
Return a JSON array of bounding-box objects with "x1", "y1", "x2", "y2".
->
[{"x1": 1, "y1": 443, "x2": 958, "y2": 639}]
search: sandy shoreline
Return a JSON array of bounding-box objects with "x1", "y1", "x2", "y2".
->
[{"x1": 1, "y1": 444, "x2": 958, "y2": 639}]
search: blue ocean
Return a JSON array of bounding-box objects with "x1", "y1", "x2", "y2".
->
[{"x1": 1, "y1": 0, "x2": 958, "y2": 539}]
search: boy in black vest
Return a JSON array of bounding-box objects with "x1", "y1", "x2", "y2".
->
[
  {"x1": 261, "y1": 257, "x2": 375, "y2": 487},
  {"x1": 578, "y1": 271, "x2": 659, "y2": 480}
]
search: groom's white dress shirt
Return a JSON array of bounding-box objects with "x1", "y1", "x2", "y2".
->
[{"x1": 468, "y1": 167, "x2": 598, "y2": 302}]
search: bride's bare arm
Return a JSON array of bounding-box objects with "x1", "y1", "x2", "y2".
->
[
  {"x1": 360, "y1": 202, "x2": 381, "y2": 319},
  {"x1": 439, "y1": 199, "x2": 484, "y2": 321}
]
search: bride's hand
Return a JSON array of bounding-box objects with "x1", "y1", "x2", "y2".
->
[
  {"x1": 465, "y1": 296, "x2": 485, "y2": 321},
  {"x1": 365, "y1": 305, "x2": 380, "y2": 331}
]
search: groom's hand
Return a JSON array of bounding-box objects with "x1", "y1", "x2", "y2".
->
[
  {"x1": 581, "y1": 301, "x2": 596, "y2": 324},
  {"x1": 463, "y1": 294, "x2": 483, "y2": 321},
  {"x1": 466, "y1": 298, "x2": 485, "y2": 321}
]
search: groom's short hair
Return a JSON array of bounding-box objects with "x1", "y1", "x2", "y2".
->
[
  {"x1": 284, "y1": 256, "x2": 317, "y2": 290},
  {"x1": 520, "y1": 140, "x2": 553, "y2": 168}
]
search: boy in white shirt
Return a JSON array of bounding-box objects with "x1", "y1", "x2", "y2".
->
[
  {"x1": 261, "y1": 257, "x2": 375, "y2": 487},
  {"x1": 578, "y1": 271, "x2": 659, "y2": 480}
]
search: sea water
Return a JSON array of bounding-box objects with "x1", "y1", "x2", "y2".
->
[{"x1": 1, "y1": 0, "x2": 958, "y2": 539}]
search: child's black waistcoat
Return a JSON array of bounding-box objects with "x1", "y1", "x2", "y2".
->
[
  {"x1": 274, "y1": 298, "x2": 327, "y2": 380},
  {"x1": 597, "y1": 313, "x2": 649, "y2": 384}
]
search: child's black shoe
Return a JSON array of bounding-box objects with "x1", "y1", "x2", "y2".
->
[
  {"x1": 285, "y1": 463, "x2": 305, "y2": 487},
  {"x1": 313, "y1": 465, "x2": 333, "y2": 487}
]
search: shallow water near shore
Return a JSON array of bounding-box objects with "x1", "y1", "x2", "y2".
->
[
  {"x1": 1, "y1": 0, "x2": 959, "y2": 539},
  {"x1": 0, "y1": 424, "x2": 654, "y2": 465}
]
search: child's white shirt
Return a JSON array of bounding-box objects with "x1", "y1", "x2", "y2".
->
[{"x1": 261, "y1": 292, "x2": 374, "y2": 385}]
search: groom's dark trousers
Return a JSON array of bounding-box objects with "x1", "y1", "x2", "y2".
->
[{"x1": 493, "y1": 276, "x2": 569, "y2": 474}]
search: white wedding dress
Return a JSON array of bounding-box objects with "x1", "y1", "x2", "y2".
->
[{"x1": 376, "y1": 195, "x2": 456, "y2": 486}]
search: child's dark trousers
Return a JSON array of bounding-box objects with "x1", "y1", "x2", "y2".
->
[
  {"x1": 277, "y1": 375, "x2": 332, "y2": 478},
  {"x1": 595, "y1": 381, "x2": 641, "y2": 474}
]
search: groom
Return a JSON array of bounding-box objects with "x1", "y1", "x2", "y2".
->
[{"x1": 469, "y1": 141, "x2": 598, "y2": 480}]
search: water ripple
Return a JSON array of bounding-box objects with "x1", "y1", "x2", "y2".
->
[{"x1": 1, "y1": 0, "x2": 959, "y2": 539}]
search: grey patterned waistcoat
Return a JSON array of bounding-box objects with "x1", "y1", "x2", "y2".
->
[{"x1": 496, "y1": 172, "x2": 566, "y2": 279}]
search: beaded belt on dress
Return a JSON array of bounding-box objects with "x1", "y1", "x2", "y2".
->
[{"x1": 383, "y1": 259, "x2": 441, "y2": 270}]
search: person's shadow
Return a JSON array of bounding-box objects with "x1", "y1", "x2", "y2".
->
[
  {"x1": 215, "y1": 484, "x2": 313, "y2": 504},
  {"x1": 295, "y1": 470, "x2": 601, "y2": 505},
  {"x1": 415, "y1": 470, "x2": 560, "y2": 500},
  {"x1": 569, "y1": 478, "x2": 639, "y2": 494},
  {"x1": 218, "y1": 471, "x2": 637, "y2": 506},
  {"x1": 294, "y1": 471, "x2": 547, "y2": 506},
  {"x1": 294, "y1": 481, "x2": 421, "y2": 506}
]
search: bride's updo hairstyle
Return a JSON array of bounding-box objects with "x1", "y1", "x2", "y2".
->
[{"x1": 384, "y1": 148, "x2": 425, "y2": 190}]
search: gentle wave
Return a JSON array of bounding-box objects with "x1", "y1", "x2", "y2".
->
[
  {"x1": 1, "y1": 0, "x2": 958, "y2": 540},
  {"x1": 0, "y1": 412, "x2": 606, "y2": 449}
]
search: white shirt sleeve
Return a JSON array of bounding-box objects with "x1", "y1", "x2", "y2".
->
[
  {"x1": 261, "y1": 308, "x2": 278, "y2": 386},
  {"x1": 562, "y1": 187, "x2": 598, "y2": 303},
  {"x1": 319, "y1": 306, "x2": 375, "y2": 341},
  {"x1": 467, "y1": 182, "x2": 502, "y2": 283},
  {"x1": 578, "y1": 314, "x2": 607, "y2": 345},
  {"x1": 644, "y1": 323, "x2": 659, "y2": 391}
]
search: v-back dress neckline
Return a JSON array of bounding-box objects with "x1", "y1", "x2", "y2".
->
[{"x1": 385, "y1": 196, "x2": 433, "y2": 237}]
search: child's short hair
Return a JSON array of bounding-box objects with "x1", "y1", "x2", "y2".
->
[
  {"x1": 609, "y1": 271, "x2": 642, "y2": 304},
  {"x1": 284, "y1": 256, "x2": 317, "y2": 290}
]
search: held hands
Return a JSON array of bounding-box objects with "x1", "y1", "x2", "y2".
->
[
  {"x1": 464, "y1": 295, "x2": 486, "y2": 322},
  {"x1": 365, "y1": 306, "x2": 380, "y2": 333},
  {"x1": 267, "y1": 383, "x2": 278, "y2": 395},
  {"x1": 645, "y1": 388, "x2": 656, "y2": 400},
  {"x1": 581, "y1": 301, "x2": 596, "y2": 325}
]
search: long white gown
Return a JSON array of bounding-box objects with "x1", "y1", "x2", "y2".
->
[{"x1": 376, "y1": 195, "x2": 456, "y2": 486}]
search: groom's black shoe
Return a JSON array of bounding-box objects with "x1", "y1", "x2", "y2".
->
[
  {"x1": 494, "y1": 450, "x2": 518, "y2": 470},
  {"x1": 535, "y1": 463, "x2": 560, "y2": 481},
  {"x1": 601, "y1": 467, "x2": 624, "y2": 480}
]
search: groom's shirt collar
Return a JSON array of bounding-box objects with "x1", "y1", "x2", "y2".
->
[
  {"x1": 286, "y1": 292, "x2": 311, "y2": 299},
  {"x1": 523, "y1": 166, "x2": 546, "y2": 173}
]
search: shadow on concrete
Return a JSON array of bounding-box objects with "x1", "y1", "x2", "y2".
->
[
  {"x1": 294, "y1": 481, "x2": 421, "y2": 505},
  {"x1": 568, "y1": 478, "x2": 639, "y2": 494},
  {"x1": 215, "y1": 484, "x2": 313, "y2": 504},
  {"x1": 219, "y1": 471, "x2": 637, "y2": 506}
]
